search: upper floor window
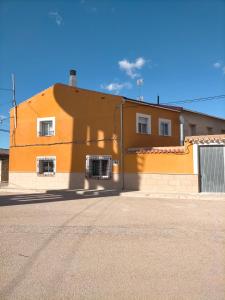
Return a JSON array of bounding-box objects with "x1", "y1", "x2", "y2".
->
[
  {"x1": 159, "y1": 118, "x2": 171, "y2": 136},
  {"x1": 86, "y1": 155, "x2": 112, "y2": 179},
  {"x1": 36, "y1": 156, "x2": 56, "y2": 176},
  {"x1": 136, "y1": 113, "x2": 151, "y2": 134},
  {"x1": 221, "y1": 129, "x2": 225, "y2": 134},
  {"x1": 207, "y1": 127, "x2": 213, "y2": 135},
  {"x1": 189, "y1": 124, "x2": 196, "y2": 136},
  {"x1": 37, "y1": 117, "x2": 55, "y2": 137}
]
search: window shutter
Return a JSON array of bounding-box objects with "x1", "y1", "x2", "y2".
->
[
  {"x1": 36, "y1": 158, "x2": 39, "y2": 174},
  {"x1": 107, "y1": 158, "x2": 112, "y2": 179},
  {"x1": 86, "y1": 157, "x2": 93, "y2": 178},
  {"x1": 160, "y1": 122, "x2": 164, "y2": 135}
]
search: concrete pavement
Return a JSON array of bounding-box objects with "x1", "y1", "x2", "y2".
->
[{"x1": 0, "y1": 191, "x2": 225, "y2": 299}]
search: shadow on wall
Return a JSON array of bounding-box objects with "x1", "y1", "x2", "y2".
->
[
  {"x1": 53, "y1": 83, "x2": 141, "y2": 192},
  {"x1": 124, "y1": 152, "x2": 145, "y2": 191}
]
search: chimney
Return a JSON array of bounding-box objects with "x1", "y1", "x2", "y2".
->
[
  {"x1": 157, "y1": 95, "x2": 160, "y2": 105},
  {"x1": 69, "y1": 69, "x2": 76, "y2": 87}
]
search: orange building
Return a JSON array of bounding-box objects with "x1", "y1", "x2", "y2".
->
[
  {"x1": 9, "y1": 71, "x2": 225, "y2": 192},
  {"x1": 9, "y1": 73, "x2": 185, "y2": 190}
]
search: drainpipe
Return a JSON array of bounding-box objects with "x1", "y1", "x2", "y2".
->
[
  {"x1": 179, "y1": 115, "x2": 184, "y2": 145},
  {"x1": 120, "y1": 98, "x2": 125, "y2": 190}
]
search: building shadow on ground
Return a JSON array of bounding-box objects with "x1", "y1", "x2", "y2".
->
[{"x1": 0, "y1": 189, "x2": 120, "y2": 207}]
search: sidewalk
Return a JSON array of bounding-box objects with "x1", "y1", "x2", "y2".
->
[
  {"x1": 0, "y1": 183, "x2": 46, "y2": 194},
  {"x1": 120, "y1": 190, "x2": 225, "y2": 201},
  {"x1": 1, "y1": 184, "x2": 225, "y2": 200}
]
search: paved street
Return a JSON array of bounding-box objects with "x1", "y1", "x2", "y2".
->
[{"x1": 0, "y1": 191, "x2": 225, "y2": 300}]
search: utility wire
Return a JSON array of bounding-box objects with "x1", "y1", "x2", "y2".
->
[
  {"x1": 0, "y1": 117, "x2": 10, "y2": 124},
  {"x1": 0, "y1": 88, "x2": 13, "y2": 92},
  {"x1": 162, "y1": 94, "x2": 225, "y2": 105}
]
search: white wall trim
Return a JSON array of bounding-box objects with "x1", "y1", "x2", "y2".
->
[
  {"x1": 193, "y1": 144, "x2": 198, "y2": 175},
  {"x1": 136, "y1": 113, "x2": 151, "y2": 134},
  {"x1": 36, "y1": 156, "x2": 56, "y2": 175},
  {"x1": 37, "y1": 117, "x2": 56, "y2": 136}
]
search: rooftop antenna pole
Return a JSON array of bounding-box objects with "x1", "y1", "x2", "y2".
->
[
  {"x1": 157, "y1": 94, "x2": 160, "y2": 105},
  {"x1": 137, "y1": 78, "x2": 144, "y2": 101},
  {"x1": 12, "y1": 73, "x2": 17, "y2": 129}
]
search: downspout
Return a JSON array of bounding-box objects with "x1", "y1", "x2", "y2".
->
[
  {"x1": 179, "y1": 115, "x2": 184, "y2": 145},
  {"x1": 120, "y1": 98, "x2": 125, "y2": 190}
]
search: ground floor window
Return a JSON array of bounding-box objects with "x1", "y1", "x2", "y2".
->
[
  {"x1": 36, "y1": 156, "x2": 56, "y2": 176},
  {"x1": 86, "y1": 155, "x2": 112, "y2": 179}
]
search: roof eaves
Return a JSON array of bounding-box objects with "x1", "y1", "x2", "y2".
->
[
  {"x1": 182, "y1": 108, "x2": 225, "y2": 121},
  {"x1": 123, "y1": 97, "x2": 181, "y2": 112}
]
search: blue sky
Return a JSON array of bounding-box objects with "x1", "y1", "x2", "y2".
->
[{"x1": 0, "y1": 0, "x2": 225, "y2": 148}]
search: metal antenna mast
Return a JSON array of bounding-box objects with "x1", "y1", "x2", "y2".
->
[
  {"x1": 137, "y1": 78, "x2": 144, "y2": 101},
  {"x1": 12, "y1": 73, "x2": 17, "y2": 129}
]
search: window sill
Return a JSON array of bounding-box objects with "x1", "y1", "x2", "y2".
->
[
  {"x1": 37, "y1": 135, "x2": 55, "y2": 137},
  {"x1": 136, "y1": 132, "x2": 151, "y2": 135},
  {"x1": 86, "y1": 176, "x2": 111, "y2": 180},
  {"x1": 37, "y1": 173, "x2": 55, "y2": 177}
]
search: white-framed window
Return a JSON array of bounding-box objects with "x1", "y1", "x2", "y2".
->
[
  {"x1": 37, "y1": 117, "x2": 55, "y2": 137},
  {"x1": 136, "y1": 113, "x2": 151, "y2": 134},
  {"x1": 86, "y1": 155, "x2": 112, "y2": 179},
  {"x1": 159, "y1": 118, "x2": 172, "y2": 136},
  {"x1": 36, "y1": 156, "x2": 56, "y2": 176}
]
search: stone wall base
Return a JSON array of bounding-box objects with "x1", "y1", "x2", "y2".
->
[
  {"x1": 9, "y1": 172, "x2": 121, "y2": 191},
  {"x1": 9, "y1": 172, "x2": 199, "y2": 193},
  {"x1": 124, "y1": 173, "x2": 199, "y2": 193}
]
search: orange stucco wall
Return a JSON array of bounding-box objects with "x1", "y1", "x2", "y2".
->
[
  {"x1": 123, "y1": 102, "x2": 180, "y2": 148},
  {"x1": 10, "y1": 84, "x2": 121, "y2": 173},
  {"x1": 125, "y1": 144, "x2": 194, "y2": 174},
  {"x1": 10, "y1": 83, "x2": 182, "y2": 175}
]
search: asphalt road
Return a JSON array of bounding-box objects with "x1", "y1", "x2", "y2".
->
[{"x1": 0, "y1": 191, "x2": 225, "y2": 300}]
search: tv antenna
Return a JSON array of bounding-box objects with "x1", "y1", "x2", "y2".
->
[{"x1": 137, "y1": 78, "x2": 144, "y2": 101}]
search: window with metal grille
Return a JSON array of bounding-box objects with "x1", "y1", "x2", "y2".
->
[
  {"x1": 37, "y1": 117, "x2": 55, "y2": 136},
  {"x1": 37, "y1": 156, "x2": 56, "y2": 176},
  {"x1": 86, "y1": 155, "x2": 112, "y2": 179},
  {"x1": 40, "y1": 121, "x2": 54, "y2": 136},
  {"x1": 136, "y1": 113, "x2": 151, "y2": 134},
  {"x1": 159, "y1": 118, "x2": 171, "y2": 136}
]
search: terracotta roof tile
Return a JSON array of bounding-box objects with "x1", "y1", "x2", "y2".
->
[
  {"x1": 128, "y1": 146, "x2": 185, "y2": 154},
  {"x1": 185, "y1": 134, "x2": 225, "y2": 144}
]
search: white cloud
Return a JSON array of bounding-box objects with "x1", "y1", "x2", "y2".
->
[
  {"x1": 118, "y1": 57, "x2": 146, "y2": 78},
  {"x1": 213, "y1": 62, "x2": 222, "y2": 69},
  {"x1": 213, "y1": 61, "x2": 225, "y2": 74},
  {"x1": 49, "y1": 11, "x2": 63, "y2": 26},
  {"x1": 101, "y1": 82, "x2": 132, "y2": 94}
]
